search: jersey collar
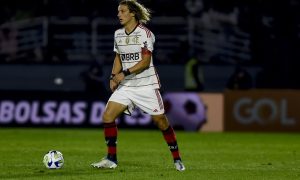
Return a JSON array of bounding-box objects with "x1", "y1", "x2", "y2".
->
[{"x1": 125, "y1": 23, "x2": 139, "y2": 36}]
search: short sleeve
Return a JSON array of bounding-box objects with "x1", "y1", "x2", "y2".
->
[
  {"x1": 140, "y1": 30, "x2": 155, "y2": 52},
  {"x1": 113, "y1": 31, "x2": 119, "y2": 53}
]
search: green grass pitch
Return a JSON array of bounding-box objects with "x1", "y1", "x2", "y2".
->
[{"x1": 0, "y1": 128, "x2": 300, "y2": 180}]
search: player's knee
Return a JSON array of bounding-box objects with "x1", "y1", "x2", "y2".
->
[
  {"x1": 152, "y1": 114, "x2": 170, "y2": 130},
  {"x1": 102, "y1": 110, "x2": 115, "y2": 123}
]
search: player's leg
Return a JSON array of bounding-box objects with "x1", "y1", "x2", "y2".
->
[
  {"x1": 102, "y1": 101, "x2": 127, "y2": 162},
  {"x1": 128, "y1": 88, "x2": 185, "y2": 171},
  {"x1": 152, "y1": 114, "x2": 185, "y2": 171},
  {"x1": 91, "y1": 99, "x2": 128, "y2": 169}
]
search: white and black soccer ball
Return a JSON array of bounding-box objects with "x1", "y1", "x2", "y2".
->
[
  {"x1": 163, "y1": 92, "x2": 207, "y2": 131},
  {"x1": 43, "y1": 150, "x2": 64, "y2": 169}
]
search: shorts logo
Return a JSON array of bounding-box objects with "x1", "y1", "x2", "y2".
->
[{"x1": 153, "y1": 109, "x2": 158, "y2": 112}]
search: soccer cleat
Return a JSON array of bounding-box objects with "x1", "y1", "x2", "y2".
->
[
  {"x1": 174, "y1": 160, "x2": 186, "y2": 171},
  {"x1": 91, "y1": 158, "x2": 117, "y2": 169}
]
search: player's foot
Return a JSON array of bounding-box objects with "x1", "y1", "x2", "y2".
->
[
  {"x1": 174, "y1": 160, "x2": 185, "y2": 171},
  {"x1": 91, "y1": 158, "x2": 117, "y2": 169}
]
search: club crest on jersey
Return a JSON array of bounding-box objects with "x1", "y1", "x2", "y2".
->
[
  {"x1": 132, "y1": 36, "x2": 139, "y2": 44},
  {"x1": 126, "y1": 37, "x2": 130, "y2": 44}
]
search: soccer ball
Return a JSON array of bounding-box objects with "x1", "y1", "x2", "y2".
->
[{"x1": 43, "y1": 150, "x2": 64, "y2": 169}]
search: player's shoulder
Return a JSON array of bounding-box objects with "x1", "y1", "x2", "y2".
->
[
  {"x1": 137, "y1": 24, "x2": 153, "y2": 38},
  {"x1": 114, "y1": 28, "x2": 125, "y2": 36}
]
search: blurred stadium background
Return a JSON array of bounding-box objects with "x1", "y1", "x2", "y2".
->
[
  {"x1": 1, "y1": 0, "x2": 300, "y2": 132},
  {"x1": 1, "y1": 1, "x2": 300, "y2": 179}
]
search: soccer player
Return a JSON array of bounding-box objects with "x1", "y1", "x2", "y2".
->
[{"x1": 91, "y1": 0, "x2": 185, "y2": 171}]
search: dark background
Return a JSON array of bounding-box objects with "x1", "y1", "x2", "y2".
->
[{"x1": 1, "y1": 0, "x2": 300, "y2": 91}]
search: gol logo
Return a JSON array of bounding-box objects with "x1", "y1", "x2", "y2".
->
[{"x1": 233, "y1": 98, "x2": 295, "y2": 125}]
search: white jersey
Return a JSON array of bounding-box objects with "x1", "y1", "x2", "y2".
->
[{"x1": 113, "y1": 24, "x2": 160, "y2": 89}]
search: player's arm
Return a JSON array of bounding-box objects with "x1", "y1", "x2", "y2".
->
[
  {"x1": 112, "y1": 48, "x2": 151, "y2": 84},
  {"x1": 111, "y1": 53, "x2": 122, "y2": 75},
  {"x1": 127, "y1": 48, "x2": 151, "y2": 74},
  {"x1": 110, "y1": 53, "x2": 122, "y2": 91}
]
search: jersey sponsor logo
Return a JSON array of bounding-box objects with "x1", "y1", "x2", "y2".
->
[{"x1": 120, "y1": 53, "x2": 140, "y2": 61}]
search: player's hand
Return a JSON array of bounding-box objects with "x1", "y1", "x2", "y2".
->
[
  {"x1": 113, "y1": 72, "x2": 125, "y2": 84},
  {"x1": 110, "y1": 79, "x2": 118, "y2": 92}
]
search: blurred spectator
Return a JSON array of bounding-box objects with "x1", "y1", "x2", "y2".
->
[
  {"x1": 226, "y1": 65, "x2": 253, "y2": 90},
  {"x1": 43, "y1": 45, "x2": 68, "y2": 63},
  {"x1": 81, "y1": 59, "x2": 108, "y2": 96},
  {"x1": 23, "y1": 46, "x2": 45, "y2": 63},
  {"x1": 44, "y1": 23, "x2": 68, "y2": 63},
  {"x1": 185, "y1": 57, "x2": 205, "y2": 91},
  {"x1": 0, "y1": 26, "x2": 18, "y2": 63},
  {"x1": 171, "y1": 39, "x2": 190, "y2": 64},
  {"x1": 185, "y1": 0, "x2": 204, "y2": 16}
]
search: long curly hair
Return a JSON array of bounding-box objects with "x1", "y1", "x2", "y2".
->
[{"x1": 119, "y1": 0, "x2": 152, "y2": 24}]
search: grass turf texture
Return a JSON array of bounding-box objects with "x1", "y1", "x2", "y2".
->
[{"x1": 0, "y1": 128, "x2": 300, "y2": 180}]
